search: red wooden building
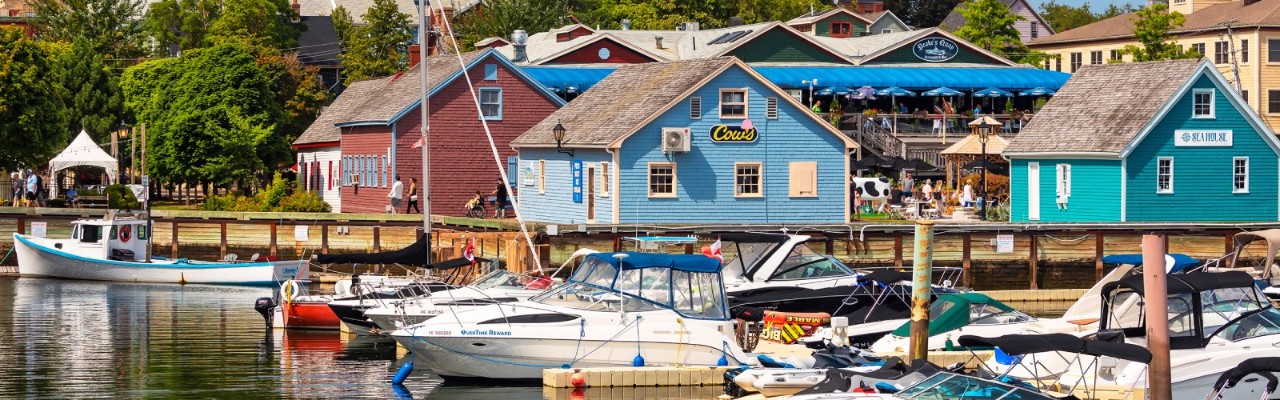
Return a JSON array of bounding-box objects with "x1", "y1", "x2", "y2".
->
[{"x1": 311, "y1": 48, "x2": 564, "y2": 215}]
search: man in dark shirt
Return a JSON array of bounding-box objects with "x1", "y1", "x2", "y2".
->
[
  {"x1": 889, "y1": 187, "x2": 904, "y2": 205},
  {"x1": 492, "y1": 178, "x2": 509, "y2": 218}
]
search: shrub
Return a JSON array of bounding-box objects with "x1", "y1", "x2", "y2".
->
[
  {"x1": 277, "y1": 190, "x2": 331, "y2": 212},
  {"x1": 105, "y1": 184, "x2": 141, "y2": 210},
  {"x1": 201, "y1": 172, "x2": 330, "y2": 213}
]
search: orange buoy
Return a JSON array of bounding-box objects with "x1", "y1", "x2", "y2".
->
[{"x1": 570, "y1": 370, "x2": 586, "y2": 388}]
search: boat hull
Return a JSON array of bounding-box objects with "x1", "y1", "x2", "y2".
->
[
  {"x1": 13, "y1": 233, "x2": 306, "y2": 286},
  {"x1": 282, "y1": 298, "x2": 340, "y2": 330}
]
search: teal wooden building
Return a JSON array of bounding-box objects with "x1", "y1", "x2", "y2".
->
[
  {"x1": 510, "y1": 57, "x2": 857, "y2": 225},
  {"x1": 1004, "y1": 59, "x2": 1280, "y2": 223}
]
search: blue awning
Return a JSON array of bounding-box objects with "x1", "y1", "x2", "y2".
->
[
  {"x1": 522, "y1": 66, "x2": 618, "y2": 93},
  {"x1": 520, "y1": 65, "x2": 1071, "y2": 95},
  {"x1": 754, "y1": 66, "x2": 1070, "y2": 92}
]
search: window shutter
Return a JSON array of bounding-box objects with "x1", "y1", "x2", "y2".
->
[
  {"x1": 690, "y1": 97, "x2": 702, "y2": 119},
  {"x1": 1055, "y1": 164, "x2": 1071, "y2": 197},
  {"x1": 789, "y1": 162, "x2": 817, "y2": 197},
  {"x1": 766, "y1": 97, "x2": 778, "y2": 119}
]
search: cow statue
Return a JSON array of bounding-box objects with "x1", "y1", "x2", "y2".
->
[{"x1": 852, "y1": 177, "x2": 891, "y2": 213}]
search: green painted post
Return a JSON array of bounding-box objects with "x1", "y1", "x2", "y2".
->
[{"x1": 909, "y1": 220, "x2": 935, "y2": 362}]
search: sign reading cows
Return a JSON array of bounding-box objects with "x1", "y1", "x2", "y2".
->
[
  {"x1": 709, "y1": 125, "x2": 758, "y2": 143},
  {"x1": 913, "y1": 37, "x2": 959, "y2": 63}
]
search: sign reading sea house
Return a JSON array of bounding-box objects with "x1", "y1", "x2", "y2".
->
[
  {"x1": 1174, "y1": 129, "x2": 1232, "y2": 147},
  {"x1": 913, "y1": 37, "x2": 959, "y2": 63}
]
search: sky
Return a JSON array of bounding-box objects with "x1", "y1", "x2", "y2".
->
[{"x1": 1027, "y1": 0, "x2": 1140, "y2": 10}]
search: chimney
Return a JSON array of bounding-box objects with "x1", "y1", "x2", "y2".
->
[
  {"x1": 408, "y1": 44, "x2": 421, "y2": 67},
  {"x1": 622, "y1": 19, "x2": 631, "y2": 30},
  {"x1": 727, "y1": 16, "x2": 744, "y2": 27},
  {"x1": 512, "y1": 29, "x2": 528, "y2": 62},
  {"x1": 655, "y1": 36, "x2": 664, "y2": 49}
]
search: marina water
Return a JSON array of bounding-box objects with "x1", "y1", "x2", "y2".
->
[{"x1": 0, "y1": 277, "x2": 1070, "y2": 399}]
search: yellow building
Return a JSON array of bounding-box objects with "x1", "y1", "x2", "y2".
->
[{"x1": 1028, "y1": 0, "x2": 1280, "y2": 130}]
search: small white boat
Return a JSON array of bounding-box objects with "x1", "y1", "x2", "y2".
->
[
  {"x1": 389, "y1": 251, "x2": 752, "y2": 380},
  {"x1": 14, "y1": 212, "x2": 306, "y2": 286},
  {"x1": 869, "y1": 293, "x2": 1039, "y2": 354}
]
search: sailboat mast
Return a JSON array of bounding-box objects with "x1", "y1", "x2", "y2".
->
[{"x1": 418, "y1": 0, "x2": 431, "y2": 240}]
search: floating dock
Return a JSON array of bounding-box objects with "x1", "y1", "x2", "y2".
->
[{"x1": 542, "y1": 366, "x2": 734, "y2": 388}]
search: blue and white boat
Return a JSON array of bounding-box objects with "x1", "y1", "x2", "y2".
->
[
  {"x1": 389, "y1": 251, "x2": 751, "y2": 380},
  {"x1": 13, "y1": 212, "x2": 307, "y2": 286}
]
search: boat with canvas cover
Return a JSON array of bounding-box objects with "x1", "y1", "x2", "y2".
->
[
  {"x1": 389, "y1": 251, "x2": 751, "y2": 380},
  {"x1": 1213, "y1": 230, "x2": 1280, "y2": 300},
  {"x1": 869, "y1": 293, "x2": 1039, "y2": 354},
  {"x1": 14, "y1": 211, "x2": 306, "y2": 286},
  {"x1": 325, "y1": 255, "x2": 491, "y2": 335}
]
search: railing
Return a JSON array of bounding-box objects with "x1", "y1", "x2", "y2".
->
[{"x1": 851, "y1": 113, "x2": 1031, "y2": 137}]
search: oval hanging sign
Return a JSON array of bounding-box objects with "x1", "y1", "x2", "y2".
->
[
  {"x1": 709, "y1": 124, "x2": 758, "y2": 142},
  {"x1": 913, "y1": 37, "x2": 959, "y2": 63}
]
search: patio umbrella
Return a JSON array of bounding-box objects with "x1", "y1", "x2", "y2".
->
[
  {"x1": 851, "y1": 85, "x2": 878, "y2": 100},
  {"x1": 852, "y1": 152, "x2": 886, "y2": 171},
  {"x1": 962, "y1": 158, "x2": 1000, "y2": 170},
  {"x1": 972, "y1": 87, "x2": 1013, "y2": 114},
  {"x1": 884, "y1": 155, "x2": 909, "y2": 169},
  {"x1": 1019, "y1": 87, "x2": 1055, "y2": 97},
  {"x1": 902, "y1": 158, "x2": 937, "y2": 172},
  {"x1": 922, "y1": 87, "x2": 962, "y2": 97}
]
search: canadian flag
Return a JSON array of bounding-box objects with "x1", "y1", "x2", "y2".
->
[
  {"x1": 708, "y1": 237, "x2": 723, "y2": 262},
  {"x1": 463, "y1": 237, "x2": 476, "y2": 265},
  {"x1": 412, "y1": 134, "x2": 427, "y2": 149}
]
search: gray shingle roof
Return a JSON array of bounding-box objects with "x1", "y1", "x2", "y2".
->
[
  {"x1": 511, "y1": 58, "x2": 737, "y2": 147},
  {"x1": 295, "y1": 79, "x2": 380, "y2": 145},
  {"x1": 342, "y1": 50, "x2": 487, "y2": 123},
  {"x1": 786, "y1": 7, "x2": 870, "y2": 26},
  {"x1": 1005, "y1": 59, "x2": 1203, "y2": 154}
]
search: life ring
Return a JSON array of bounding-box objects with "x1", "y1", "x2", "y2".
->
[
  {"x1": 281, "y1": 279, "x2": 299, "y2": 304},
  {"x1": 119, "y1": 225, "x2": 132, "y2": 243}
]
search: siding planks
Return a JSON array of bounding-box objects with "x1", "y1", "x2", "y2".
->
[
  {"x1": 515, "y1": 149, "x2": 613, "y2": 224},
  {"x1": 1010, "y1": 158, "x2": 1121, "y2": 222},
  {"x1": 727, "y1": 29, "x2": 848, "y2": 64}
]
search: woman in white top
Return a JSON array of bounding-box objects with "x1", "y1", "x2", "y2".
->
[
  {"x1": 961, "y1": 183, "x2": 975, "y2": 207},
  {"x1": 921, "y1": 179, "x2": 933, "y2": 201}
]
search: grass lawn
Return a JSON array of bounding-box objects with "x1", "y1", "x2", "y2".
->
[{"x1": 150, "y1": 203, "x2": 202, "y2": 211}]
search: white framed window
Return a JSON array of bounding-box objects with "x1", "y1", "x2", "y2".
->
[
  {"x1": 648, "y1": 162, "x2": 676, "y2": 197},
  {"x1": 719, "y1": 89, "x2": 747, "y2": 119},
  {"x1": 1269, "y1": 39, "x2": 1280, "y2": 63},
  {"x1": 1090, "y1": 51, "x2": 1102, "y2": 65},
  {"x1": 1214, "y1": 41, "x2": 1230, "y2": 64},
  {"x1": 1069, "y1": 52, "x2": 1081, "y2": 72},
  {"x1": 734, "y1": 162, "x2": 762, "y2": 197},
  {"x1": 689, "y1": 96, "x2": 702, "y2": 119},
  {"x1": 600, "y1": 162, "x2": 610, "y2": 197},
  {"x1": 1192, "y1": 88, "x2": 1215, "y2": 118},
  {"x1": 788, "y1": 162, "x2": 818, "y2": 197},
  {"x1": 766, "y1": 97, "x2": 778, "y2": 119},
  {"x1": 1242, "y1": 39, "x2": 1249, "y2": 63},
  {"x1": 1191, "y1": 43, "x2": 1205, "y2": 57},
  {"x1": 1157, "y1": 157, "x2": 1174, "y2": 194},
  {"x1": 1055, "y1": 163, "x2": 1071, "y2": 197},
  {"x1": 538, "y1": 160, "x2": 545, "y2": 194},
  {"x1": 1030, "y1": 22, "x2": 1038, "y2": 39},
  {"x1": 881, "y1": 29, "x2": 891, "y2": 34},
  {"x1": 479, "y1": 88, "x2": 502, "y2": 120},
  {"x1": 1233, "y1": 157, "x2": 1249, "y2": 193}
]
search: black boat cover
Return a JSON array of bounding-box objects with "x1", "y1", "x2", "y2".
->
[
  {"x1": 859, "y1": 270, "x2": 913, "y2": 285},
  {"x1": 1101, "y1": 271, "x2": 1255, "y2": 296},
  {"x1": 957, "y1": 334, "x2": 1152, "y2": 363},
  {"x1": 718, "y1": 232, "x2": 792, "y2": 244},
  {"x1": 794, "y1": 358, "x2": 942, "y2": 395},
  {"x1": 1212, "y1": 358, "x2": 1280, "y2": 391},
  {"x1": 316, "y1": 234, "x2": 490, "y2": 267}
]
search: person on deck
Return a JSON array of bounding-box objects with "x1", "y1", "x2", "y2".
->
[
  {"x1": 405, "y1": 178, "x2": 420, "y2": 214},
  {"x1": 492, "y1": 178, "x2": 509, "y2": 218},
  {"x1": 11, "y1": 170, "x2": 22, "y2": 207},
  {"x1": 961, "y1": 183, "x2": 975, "y2": 208},
  {"x1": 387, "y1": 175, "x2": 403, "y2": 215},
  {"x1": 811, "y1": 100, "x2": 823, "y2": 113}
]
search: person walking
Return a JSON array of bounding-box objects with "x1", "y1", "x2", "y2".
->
[
  {"x1": 492, "y1": 178, "x2": 509, "y2": 218},
  {"x1": 11, "y1": 169, "x2": 22, "y2": 207},
  {"x1": 387, "y1": 175, "x2": 403, "y2": 215},
  {"x1": 34, "y1": 170, "x2": 45, "y2": 207},
  {"x1": 24, "y1": 169, "x2": 37, "y2": 208},
  {"x1": 405, "y1": 178, "x2": 420, "y2": 214}
]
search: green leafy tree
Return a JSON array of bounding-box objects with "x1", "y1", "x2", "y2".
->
[
  {"x1": 953, "y1": 0, "x2": 1048, "y2": 65},
  {"x1": 336, "y1": 0, "x2": 413, "y2": 82},
  {"x1": 1099, "y1": 3, "x2": 1136, "y2": 19},
  {"x1": 1039, "y1": 0, "x2": 1097, "y2": 32},
  {"x1": 0, "y1": 27, "x2": 69, "y2": 170},
  {"x1": 53, "y1": 37, "x2": 125, "y2": 142},
  {"x1": 732, "y1": 0, "x2": 828, "y2": 25},
  {"x1": 207, "y1": 0, "x2": 304, "y2": 50},
  {"x1": 883, "y1": 0, "x2": 965, "y2": 29},
  {"x1": 1120, "y1": 3, "x2": 1197, "y2": 62},
  {"x1": 258, "y1": 52, "x2": 329, "y2": 159},
  {"x1": 142, "y1": 0, "x2": 221, "y2": 55},
  {"x1": 27, "y1": 0, "x2": 145, "y2": 59},
  {"x1": 454, "y1": 0, "x2": 572, "y2": 46}
]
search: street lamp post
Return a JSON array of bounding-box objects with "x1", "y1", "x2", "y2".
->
[
  {"x1": 553, "y1": 120, "x2": 573, "y2": 158},
  {"x1": 802, "y1": 79, "x2": 818, "y2": 110},
  {"x1": 116, "y1": 123, "x2": 130, "y2": 183},
  {"x1": 976, "y1": 122, "x2": 992, "y2": 221}
]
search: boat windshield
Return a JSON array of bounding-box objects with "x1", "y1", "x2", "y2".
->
[
  {"x1": 470, "y1": 270, "x2": 523, "y2": 290},
  {"x1": 767, "y1": 244, "x2": 854, "y2": 281},
  {"x1": 1212, "y1": 307, "x2": 1280, "y2": 342},
  {"x1": 898, "y1": 372, "x2": 1055, "y2": 400},
  {"x1": 533, "y1": 261, "x2": 728, "y2": 320},
  {"x1": 722, "y1": 241, "x2": 780, "y2": 278}
]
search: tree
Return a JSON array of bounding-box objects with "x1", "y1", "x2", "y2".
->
[
  {"x1": 1120, "y1": 3, "x2": 1197, "y2": 62},
  {"x1": 733, "y1": 0, "x2": 828, "y2": 25},
  {"x1": 207, "y1": 0, "x2": 304, "y2": 50},
  {"x1": 0, "y1": 27, "x2": 69, "y2": 170},
  {"x1": 1099, "y1": 3, "x2": 1136, "y2": 19},
  {"x1": 453, "y1": 0, "x2": 573, "y2": 47},
  {"x1": 883, "y1": 0, "x2": 965, "y2": 29},
  {"x1": 28, "y1": 0, "x2": 145, "y2": 59},
  {"x1": 52, "y1": 37, "x2": 125, "y2": 142},
  {"x1": 1039, "y1": 0, "x2": 1097, "y2": 32},
  {"x1": 258, "y1": 52, "x2": 329, "y2": 159},
  {"x1": 335, "y1": 0, "x2": 413, "y2": 82},
  {"x1": 142, "y1": 0, "x2": 221, "y2": 55}
]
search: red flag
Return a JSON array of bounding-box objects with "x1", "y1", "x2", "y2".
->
[
  {"x1": 412, "y1": 134, "x2": 427, "y2": 149},
  {"x1": 709, "y1": 237, "x2": 723, "y2": 262},
  {"x1": 463, "y1": 237, "x2": 476, "y2": 265}
]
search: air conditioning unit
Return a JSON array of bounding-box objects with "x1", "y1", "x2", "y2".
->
[{"x1": 661, "y1": 128, "x2": 691, "y2": 153}]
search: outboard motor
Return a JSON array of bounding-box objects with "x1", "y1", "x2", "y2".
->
[{"x1": 254, "y1": 297, "x2": 276, "y2": 329}]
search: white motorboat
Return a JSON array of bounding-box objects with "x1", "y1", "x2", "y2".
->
[
  {"x1": 993, "y1": 271, "x2": 1280, "y2": 400},
  {"x1": 14, "y1": 212, "x2": 306, "y2": 286},
  {"x1": 361, "y1": 249, "x2": 594, "y2": 332},
  {"x1": 389, "y1": 251, "x2": 752, "y2": 380},
  {"x1": 869, "y1": 293, "x2": 1039, "y2": 354}
]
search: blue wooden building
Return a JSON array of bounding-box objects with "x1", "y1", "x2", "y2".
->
[
  {"x1": 510, "y1": 57, "x2": 857, "y2": 224},
  {"x1": 1005, "y1": 59, "x2": 1280, "y2": 223}
]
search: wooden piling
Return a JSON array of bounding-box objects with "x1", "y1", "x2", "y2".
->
[
  {"x1": 1095, "y1": 232, "x2": 1105, "y2": 281},
  {"x1": 824, "y1": 237, "x2": 834, "y2": 256},
  {"x1": 171, "y1": 221, "x2": 179, "y2": 259},
  {"x1": 961, "y1": 234, "x2": 972, "y2": 288},
  {"x1": 321, "y1": 224, "x2": 329, "y2": 254},
  {"x1": 373, "y1": 226, "x2": 381, "y2": 252},
  {"x1": 16, "y1": 216, "x2": 23, "y2": 235},
  {"x1": 909, "y1": 220, "x2": 935, "y2": 362},
  {"x1": 613, "y1": 236, "x2": 622, "y2": 252},
  {"x1": 1224, "y1": 233, "x2": 1234, "y2": 268},
  {"x1": 1029, "y1": 234, "x2": 1039, "y2": 290},
  {"x1": 219, "y1": 222, "x2": 227, "y2": 259},
  {"x1": 269, "y1": 223, "x2": 277, "y2": 258},
  {"x1": 1143, "y1": 234, "x2": 1172, "y2": 400}
]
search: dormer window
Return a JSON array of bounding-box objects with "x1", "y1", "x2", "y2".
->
[
  {"x1": 1193, "y1": 88, "x2": 1215, "y2": 119},
  {"x1": 830, "y1": 22, "x2": 852, "y2": 38}
]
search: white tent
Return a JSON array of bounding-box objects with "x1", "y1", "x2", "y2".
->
[{"x1": 49, "y1": 130, "x2": 118, "y2": 182}]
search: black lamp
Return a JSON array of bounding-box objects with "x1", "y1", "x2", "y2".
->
[
  {"x1": 553, "y1": 120, "x2": 573, "y2": 157},
  {"x1": 117, "y1": 122, "x2": 130, "y2": 139},
  {"x1": 974, "y1": 118, "x2": 997, "y2": 221}
]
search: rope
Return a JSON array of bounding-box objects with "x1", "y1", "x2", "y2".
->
[
  {"x1": 0, "y1": 247, "x2": 12, "y2": 266},
  {"x1": 566, "y1": 318, "x2": 586, "y2": 368},
  {"x1": 674, "y1": 318, "x2": 685, "y2": 367}
]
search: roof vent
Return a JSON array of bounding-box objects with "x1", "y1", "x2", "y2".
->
[
  {"x1": 622, "y1": 19, "x2": 631, "y2": 30},
  {"x1": 512, "y1": 29, "x2": 528, "y2": 62},
  {"x1": 655, "y1": 36, "x2": 664, "y2": 49}
]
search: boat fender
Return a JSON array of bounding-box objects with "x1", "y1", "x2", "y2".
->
[
  {"x1": 570, "y1": 369, "x2": 586, "y2": 388},
  {"x1": 391, "y1": 360, "x2": 413, "y2": 385},
  {"x1": 633, "y1": 354, "x2": 645, "y2": 367}
]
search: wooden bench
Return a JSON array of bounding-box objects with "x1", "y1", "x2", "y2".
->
[{"x1": 75, "y1": 195, "x2": 108, "y2": 208}]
